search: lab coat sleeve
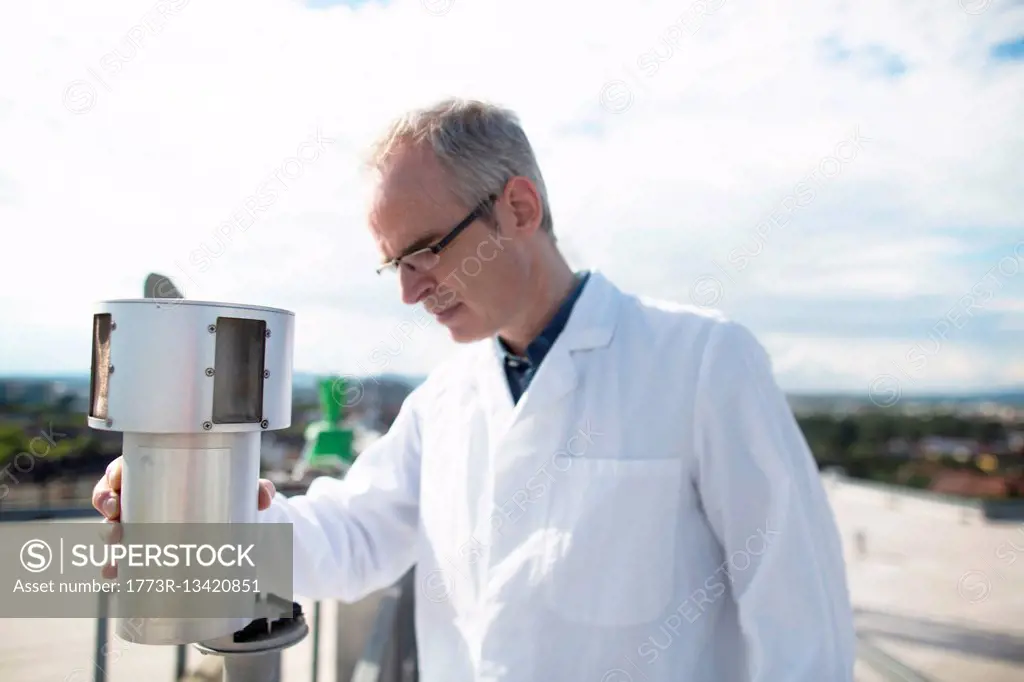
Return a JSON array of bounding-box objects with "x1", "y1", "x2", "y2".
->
[
  {"x1": 256, "y1": 389, "x2": 422, "y2": 603},
  {"x1": 692, "y1": 320, "x2": 856, "y2": 681}
]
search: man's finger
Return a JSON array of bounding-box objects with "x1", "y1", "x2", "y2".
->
[
  {"x1": 257, "y1": 479, "x2": 276, "y2": 511},
  {"x1": 95, "y1": 491, "x2": 119, "y2": 521},
  {"x1": 91, "y1": 476, "x2": 109, "y2": 515},
  {"x1": 106, "y1": 457, "x2": 122, "y2": 493},
  {"x1": 92, "y1": 479, "x2": 119, "y2": 521}
]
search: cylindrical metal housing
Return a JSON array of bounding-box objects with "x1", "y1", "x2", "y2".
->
[
  {"x1": 86, "y1": 299, "x2": 295, "y2": 646},
  {"x1": 87, "y1": 299, "x2": 294, "y2": 434}
]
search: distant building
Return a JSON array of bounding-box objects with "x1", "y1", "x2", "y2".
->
[
  {"x1": 929, "y1": 470, "x2": 1023, "y2": 498},
  {"x1": 260, "y1": 436, "x2": 292, "y2": 470},
  {"x1": 917, "y1": 436, "x2": 979, "y2": 459},
  {"x1": 884, "y1": 438, "x2": 913, "y2": 457}
]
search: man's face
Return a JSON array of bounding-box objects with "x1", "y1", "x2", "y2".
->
[{"x1": 368, "y1": 143, "x2": 526, "y2": 343}]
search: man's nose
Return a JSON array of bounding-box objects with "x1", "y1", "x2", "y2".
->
[{"x1": 398, "y1": 265, "x2": 432, "y2": 305}]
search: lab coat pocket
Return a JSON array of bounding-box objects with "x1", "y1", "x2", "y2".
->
[{"x1": 542, "y1": 456, "x2": 683, "y2": 626}]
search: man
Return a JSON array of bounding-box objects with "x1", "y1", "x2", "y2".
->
[{"x1": 94, "y1": 98, "x2": 856, "y2": 681}]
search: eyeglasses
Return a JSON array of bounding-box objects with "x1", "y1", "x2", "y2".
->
[{"x1": 375, "y1": 194, "x2": 498, "y2": 275}]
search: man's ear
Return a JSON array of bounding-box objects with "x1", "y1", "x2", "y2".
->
[{"x1": 503, "y1": 176, "x2": 543, "y2": 236}]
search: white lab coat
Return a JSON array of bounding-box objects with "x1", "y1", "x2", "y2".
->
[{"x1": 259, "y1": 271, "x2": 857, "y2": 681}]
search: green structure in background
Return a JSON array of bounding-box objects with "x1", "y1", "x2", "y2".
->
[{"x1": 300, "y1": 377, "x2": 356, "y2": 472}]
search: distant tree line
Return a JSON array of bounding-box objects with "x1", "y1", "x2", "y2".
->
[{"x1": 796, "y1": 412, "x2": 1012, "y2": 460}]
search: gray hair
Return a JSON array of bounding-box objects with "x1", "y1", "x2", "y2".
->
[{"x1": 367, "y1": 98, "x2": 554, "y2": 237}]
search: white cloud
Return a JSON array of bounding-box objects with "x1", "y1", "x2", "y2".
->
[
  {"x1": 762, "y1": 332, "x2": 1024, "y2": 396},
  {"x1": 0, "y1": 0, "x2": 1021, "y2": 394}
]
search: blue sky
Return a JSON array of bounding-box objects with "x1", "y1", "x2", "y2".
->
[
  {"x1": 0, "y1": 0, "x2": 1021, "y2": 395},
  {"x1": 991, "y1": 35, "x2": 1024, "y2": 60}
]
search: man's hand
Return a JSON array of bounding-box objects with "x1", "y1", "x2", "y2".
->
[{"x1": 91, "y1": 455, "x2": 278, "y2": 521}]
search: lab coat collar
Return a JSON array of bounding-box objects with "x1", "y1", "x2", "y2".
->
[
  {"x1": 550, "y1": 269, "x2": 619, "y2": 352},
  {"x1": 474, "y1": 270, "x2": 621, "y2": 427}
]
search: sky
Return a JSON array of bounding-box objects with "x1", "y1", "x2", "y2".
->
[{"x1": 0, "y1": 0, "x2": 1022, "y2": 396}]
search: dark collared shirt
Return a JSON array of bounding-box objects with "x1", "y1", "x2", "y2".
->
[{"x1": 498, "y1": 271, "x2": 591, "y2": 404}]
